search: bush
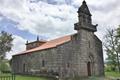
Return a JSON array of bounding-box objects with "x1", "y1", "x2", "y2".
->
[
  {"x1": 0, "y1": 60, "x2": 11, "y2": 73},
  {"x1": 105, "y1": 66, "x2": 111, "y2": 72}
]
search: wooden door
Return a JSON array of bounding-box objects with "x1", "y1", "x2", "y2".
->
[{"x1": 87, "y1": 62, "x2": 91, "y2": 76}]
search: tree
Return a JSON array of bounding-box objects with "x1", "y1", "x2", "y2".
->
[
  {"x1": 0, "y1": 31, "x2": 13, "y2": 60},
  {"x1": 103, "y1": 29, "x2": 120, "y2": 72}
]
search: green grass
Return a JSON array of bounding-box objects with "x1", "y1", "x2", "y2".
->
[
  {"x1": 1, "y1": 72, "x2": 120, "y2": 80},
  {"x1": 0, "y1": 73, "x2": 11, "y2": 76},
  {"x1": 105, "y1": 71, "x2": 120, "y2": 77},
  {"x1": 15, "y1": 75, "x2": 53, "y2": 80},
  {"x1": 0, "y1": 74, "x2": 56, "y2": 80},
  {"x1": 14, "y1": 72, "x2": 120, "y2": 80}
]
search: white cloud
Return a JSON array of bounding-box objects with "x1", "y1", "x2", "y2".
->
[
  {"x1": 6, "y1": 35, "x2": 26, "y2": 59},
  {"x1": 0, "y1": 0, "x2": 119, "y2": 39},
  {"x1": 0, "y1": 0, "x2": 78, "y2": 39},
  {"x1": 1, "y1": 0, "x2": 120, "y2": 60}
]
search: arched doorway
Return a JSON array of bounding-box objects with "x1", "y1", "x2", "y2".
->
[
  {"x1": 87, "y1": 62, "x2": 91, "y2": 76},
  {"x1": 87, "y1": 54, "x2": 94, "y2": 76}
]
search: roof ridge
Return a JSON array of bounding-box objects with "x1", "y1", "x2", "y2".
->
[{"x1": 13, "y1": 34, "x2": 74, "y2": 56}]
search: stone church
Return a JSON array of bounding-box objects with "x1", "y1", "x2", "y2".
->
[{"x1": 11, "y1": 1, "x2": 104, "y2": 79}]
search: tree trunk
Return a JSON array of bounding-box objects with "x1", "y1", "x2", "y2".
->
[{"x1": 116, "y1": 52, "x2": 120, "y2": 72}]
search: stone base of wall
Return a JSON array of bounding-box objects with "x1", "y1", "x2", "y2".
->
[{"x1": 15, "y1": 72, "x2": 59, "y2": 79}]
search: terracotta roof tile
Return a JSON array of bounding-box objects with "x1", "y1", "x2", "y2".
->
[{"x1": 14, "y1": 35, "x2": 72, "y2": 56}]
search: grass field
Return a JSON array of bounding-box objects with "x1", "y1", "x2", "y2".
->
[
  {"x1": 0, "y1": 74, "x2": 56, "y2": 80},
  {"x1": 1, "y1": 72, "x2": 120, "y2": 80},
  {"x1": 105, "y1": 71, "x2": 120, "y2": 77},
  {"x1": 15, "y1": 75, "x2": 54, "y2": 80}
]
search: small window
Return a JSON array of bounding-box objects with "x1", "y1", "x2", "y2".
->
[
  {"x1": 67, "y1": 63, "x2": 70, "y2": 68},
  {"x1": 87, "y1": 17, "x2": 91, "y2": 23},
  {"x1": 23, "y1": 63, "x2": 26, "y2": 72},
  {"x1": 88, "y1": 41, "x2": 90, "y2": 48},
  {"x1": 42, "y1": 60, "x2": 45, "y2": 67}
]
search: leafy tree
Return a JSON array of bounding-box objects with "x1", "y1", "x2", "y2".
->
[
  {"x1": 103, "y1": 29, "x2": 120, "y2": 72},
  {"x1": 0, "y1": 31, "x2": 13, "y2": 60}
]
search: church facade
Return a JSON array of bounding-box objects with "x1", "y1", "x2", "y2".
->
[{"x1": 11, "y1": 1, "x2": 104, "y2": 79}]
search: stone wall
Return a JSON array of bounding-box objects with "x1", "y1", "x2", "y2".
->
[{"x1": 11, "y1": 29, "x2": 104, "y2": 78}]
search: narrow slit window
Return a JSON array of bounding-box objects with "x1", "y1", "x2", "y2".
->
[
  {"x1": 42, "y1": 60, "x2": 45, "y2": 67},
  {"x1": 89, "y1": 41, "x2": 90, "y2": 48},
  {"x1": 67, "y1": 63, "x2": 70, "y2": 68}
]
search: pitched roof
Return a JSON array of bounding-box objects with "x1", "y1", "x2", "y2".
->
[
  {"x1": 78, "y1": 0, "x2": 91, "y2": 16},
  {"x1": 14, "y1": 35, "x2": 72, "y2": 56}
]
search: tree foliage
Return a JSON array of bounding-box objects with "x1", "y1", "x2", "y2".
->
[
  {"x1": 0, "y1": 31, "x2": 13, "y2": 59},
  {"x1": 104, "y1": 28, "x2": 120, "y2": 72}
]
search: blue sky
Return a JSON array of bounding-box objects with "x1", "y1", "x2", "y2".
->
[
  {"x1": 0, "y1": 18, "x2": 34, "y2": 40},
  {"x1": 0, "y1": 0, "x2": 120, "y2": 60}
]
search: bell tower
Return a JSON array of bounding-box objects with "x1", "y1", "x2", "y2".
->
[{"x1": 74, "y1": 0, "x2": 97, "y2": 32}]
